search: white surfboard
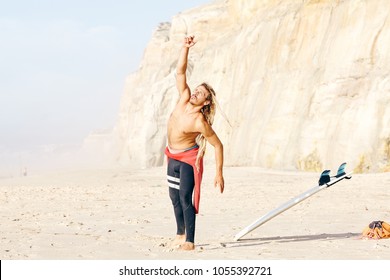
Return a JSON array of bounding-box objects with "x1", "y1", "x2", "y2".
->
[{"x1": 234, "y1": 165, "x2": 352, "y2": 241}]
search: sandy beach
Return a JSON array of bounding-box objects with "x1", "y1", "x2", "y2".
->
[{"x1": 1, "y1": 165, "x2": 389, "y2": 260}]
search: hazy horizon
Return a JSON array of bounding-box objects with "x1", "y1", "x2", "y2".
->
[{"x1": 0, "y1": 0, "x2": 212, "y2": 173}]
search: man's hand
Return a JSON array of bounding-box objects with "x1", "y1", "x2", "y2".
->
[
  {"x1": 214, "y1": 174, "x2": 224, "y2": 194},
  {"x1": 183, "y1": 35, "x2": 196, "y2": 48}
]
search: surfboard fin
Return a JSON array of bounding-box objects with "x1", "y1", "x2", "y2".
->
[
  {"x1": 318, "y1": 170, "x2": 331, "y2": 186},
  {"x1": 335, "y1": 162, "x2": 346, "y2": 177}
]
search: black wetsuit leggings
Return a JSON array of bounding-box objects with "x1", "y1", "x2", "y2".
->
[{"x1": 167, "y1": 158, "x2": 196, "y2": 243}]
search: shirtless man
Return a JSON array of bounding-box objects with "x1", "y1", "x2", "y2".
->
[{"x1": 165, "y1": 35, "x2": 224, "y2": 250}]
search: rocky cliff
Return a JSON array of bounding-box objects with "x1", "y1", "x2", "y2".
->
[{"x1": 106, "y1": 0, "x2": 390, "y2": 172}]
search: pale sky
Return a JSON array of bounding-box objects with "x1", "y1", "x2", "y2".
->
[{"x1": 0, "y1": 0, "x2": 211, "y2": 153}]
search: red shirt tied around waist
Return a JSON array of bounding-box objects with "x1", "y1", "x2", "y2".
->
[
  {"x1": 165, "y1": 146, "x2": 204, "y2": 214},
  {"x1": 165, "y1": 35, "x2": 225, "y2": 251}
]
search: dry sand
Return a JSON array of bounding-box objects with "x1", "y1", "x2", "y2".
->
[{"x1": 1, "y1": 165, "x2": 389, "y2": 260}]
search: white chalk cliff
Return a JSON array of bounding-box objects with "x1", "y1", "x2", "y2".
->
[{"x1": 96, "y1": 0, "x2": 390, "y2": 173}]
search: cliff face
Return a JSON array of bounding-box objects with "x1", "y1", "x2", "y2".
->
[{"x1": 110, "y1": 0, "x2": 390, "y2": 172}]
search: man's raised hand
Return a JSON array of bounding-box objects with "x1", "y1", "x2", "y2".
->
[{"x1": 184, "y1": 35, "x2": 196, "y2": 48}]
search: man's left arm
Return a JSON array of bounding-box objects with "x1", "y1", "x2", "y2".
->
[
  {"x1": 198, "y1": 120, "x2": 224, "y2": 193},
  {"x1": 212, "y1": 138, "x2": 224, "y2": 193}
]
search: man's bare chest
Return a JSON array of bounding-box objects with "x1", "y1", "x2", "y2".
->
[{"x1": 169, "y1": 110, "x2": 198, "y2": 134}]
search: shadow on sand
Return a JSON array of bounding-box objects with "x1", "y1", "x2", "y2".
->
[{"x1": 199, "y1": 232, "x2": 361, "y2": 250}]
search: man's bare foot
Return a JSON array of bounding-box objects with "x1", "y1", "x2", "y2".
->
[
  {"x1": 171, "y1": 235, "x2": 185, "y2": 248},
  {"x1": 179, "y1": 242, "x2": 195, "y2": 251}
]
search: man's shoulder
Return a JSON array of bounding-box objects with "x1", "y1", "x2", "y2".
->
[
  {"x1": 194, "y1": 112, "x2": 209, "y2": 128},
  {"x1": 173, "y1": 99, "x2": 187, "y2": 111}
]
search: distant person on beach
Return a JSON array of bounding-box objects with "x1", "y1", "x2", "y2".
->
[{"x1": 164, "y1": 35, "x2": 225, "y2": 251}]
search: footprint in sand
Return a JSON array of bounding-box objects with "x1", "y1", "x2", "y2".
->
[{"x1": 127, "y1": 218, "x2": 150, "y2": 225}]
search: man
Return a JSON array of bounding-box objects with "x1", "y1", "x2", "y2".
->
[{"x1": 165, "y1": 35, "x2": 224, "y2": 251}]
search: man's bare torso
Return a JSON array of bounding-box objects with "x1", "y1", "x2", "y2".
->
[{"x1": 167, "y1": 103, "x2": 201, "y2": 150}]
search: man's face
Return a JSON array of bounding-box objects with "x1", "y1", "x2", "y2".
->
[{"x1": 190, "y1": 85, "x2": 210, "y2": 106}]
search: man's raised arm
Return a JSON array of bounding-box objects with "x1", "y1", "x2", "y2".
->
[{"x1": 176, "y1": 35, "x2": 196, "y2": 100}]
